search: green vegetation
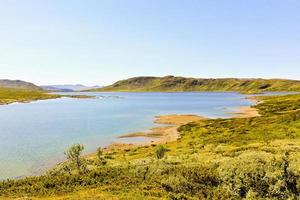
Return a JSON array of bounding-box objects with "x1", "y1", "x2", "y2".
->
[
  {"x1": 96, "y1": 147, "x2": 107, "y2": 166},
  {"x1": 1, "y1": 94, "x2": 300, "y2": 199},
  {"x1": 0, "y1": 87, "x2": 61, "y2": 105},
  {"x1": 87, "y1": 76, "x2": 300, "y2": 93},
  {"x1": 155, "y1": 145, "x2": 168, "y2": 160},
  {"x1": 0, "y1": 87, "x2": 94, "y2": 105},
  {"x1": 64, "y1": 144, "x2": 86, "y2": 174}
]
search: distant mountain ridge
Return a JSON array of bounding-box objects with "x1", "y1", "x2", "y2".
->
[
  {"x1": 87, "y1": 76, "x2": 300, "y2": 92},
  {"x1": 41, "y1": 84, "x2": 101, "y2": 92},
  {"x1": 0, "y1": 79, "x2": 42, "y2": 91}
]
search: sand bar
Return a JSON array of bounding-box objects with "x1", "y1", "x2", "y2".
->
[{"x1": 119, "y1": 114, "x2": 206, "y2": 144}]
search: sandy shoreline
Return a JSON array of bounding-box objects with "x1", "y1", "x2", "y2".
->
[
  {"x1": 114, "y1": 105, "x2": 260, "y2": 148},
  {"x1": 118, "y1": 115, "x2": 206, "y2": 145},
  {"x1": 229, "y1": 106, "x2": 261, "y2": 118},
  {"x1": 30, "y1": 98, "x2": 262, "y2": 177}
]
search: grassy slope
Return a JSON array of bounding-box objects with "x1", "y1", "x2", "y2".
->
[
  {"x1": 0, "y1": 87, "x2": 61, "y2": 105},
  {"x1": 87, "y1": 76, "x2": 300, "y2": 93},
  {"x1": 0, "y1": 79, "x2": 43, "y2": 91},
  {"x1": 1, "y1": 94, "x2": 300, "y2": 199}
]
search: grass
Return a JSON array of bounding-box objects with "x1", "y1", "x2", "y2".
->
[
  {"x1": 0, "y1": 87, "x2": 95, "y2": 105},
  {"x1": 0, "y1": 87, "x2": 61, "y2": 105},
  {"x1": 1, "y1": 93, "x2": 300, "y2": 199}
]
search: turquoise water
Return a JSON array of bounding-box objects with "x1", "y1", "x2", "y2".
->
[{"x1": 0, "y1": 92, "x2": 253, "y2": 179}]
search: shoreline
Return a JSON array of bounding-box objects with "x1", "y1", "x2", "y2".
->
[
  {"x1": 112, "y1": 94, "x2": 262, "y2": 148},
  {"x1": 117, "y1": 114, "x2": 206, "y2": 145},
  {"x1": 6, "y1": 95, "x2": 262, "y2": 179},
  {"x1": 111, "y1": 104, "x2": 261, "y2": 149},
  {"x1": 0, "y1": 94, "x2": 95, "y2": 106},
  {"x1": 228, "y1": 106, "x2": 261, "y2": 118},
  {"x1": 0, "y1": 95, "x2": 61, "y2": 106}
]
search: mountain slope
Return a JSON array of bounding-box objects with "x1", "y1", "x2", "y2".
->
[
  {"x1": 0, "y1": 79, "x2": 43, "y2": 91},
  {"x1": 87, "y1": 76, "x2": 300, "y2": 92}
]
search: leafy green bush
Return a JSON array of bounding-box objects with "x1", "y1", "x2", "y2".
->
[{"x1": 64, "y1": 144, "x2": 86, "y2": 173}]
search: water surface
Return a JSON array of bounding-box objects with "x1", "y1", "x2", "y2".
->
[{"x1": 0, "y1": 92, "x2": 253, "y2": 179}]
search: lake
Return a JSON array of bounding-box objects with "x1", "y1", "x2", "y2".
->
[{"x1": 0, "y1": 92, "x2": 254, "y2": 179}]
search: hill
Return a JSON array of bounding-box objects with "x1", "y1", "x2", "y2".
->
[
  {"x1": 0, "y1": 79, "x2": 61, "y2": 105},
  {"x1": 0, "y1": 79, "x2": 43, "y2": 91},
  {"x1": 41, "y1": 85, "x2": 75, "y2": 92},
  {"x1": 87, "y1": 76, "x2": 300, "y2": 92},
  {"x1": 0, "y1": 80, "x2": 95, "y2": 105},
  {"x1": 41, "y1": 84, "x2": 101, "y2": 92}
]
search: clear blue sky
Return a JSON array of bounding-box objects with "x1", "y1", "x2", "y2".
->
[{"x1": 0, "y1": 0, "x2": 299, "y2": 85}]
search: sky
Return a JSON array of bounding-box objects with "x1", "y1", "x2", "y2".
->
[{"x1": 0, "y1": 0, "x2": 299, "y2": 86}]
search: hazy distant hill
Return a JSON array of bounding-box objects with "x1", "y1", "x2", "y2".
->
[
  {"x1": 87, "y1": 76, "x2": 300, "y2": 92},
  {"x1": 41, "y1": 84, "x2": 101, "y2": 92},
  {"x1": 0, "y1": 79, "x2": 42, "y2": 91}
]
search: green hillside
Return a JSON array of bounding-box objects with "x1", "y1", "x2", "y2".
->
[
  {"x1": 87, "y1": 76, "x2": 300, "y2": 92},
  {"x1": 1, "y1": 93, "x2": 300, "y2": 199}
]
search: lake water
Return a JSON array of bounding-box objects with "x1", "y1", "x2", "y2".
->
[{"x1": 0, "y1": 92, "x2": 254, "y2": 179}]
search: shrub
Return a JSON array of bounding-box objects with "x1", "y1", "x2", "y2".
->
[
  {"x1": 155, "y1": 145, "x2": 168, "y2": 159},
  {"x1": 64, "y1": 144, "x2": 85, "y2": 173}
]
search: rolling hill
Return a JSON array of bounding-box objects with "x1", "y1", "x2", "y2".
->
[
  {"x1": 87, "y1": 76, "x2": 300, "y2": 93},
  {"x1": 0, "y1": 79, "x2": 43, "y2": 91},
  {"x1": 41, "y1": 84, "x2": 101, "y2": 92}
]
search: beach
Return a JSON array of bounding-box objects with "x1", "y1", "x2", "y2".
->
[
  {"x1": 118, "y1": 114, "x2": 206, "y2": 144},
  {"x1": 115, "y1": 104, "x2": 260, "y2": 148}
]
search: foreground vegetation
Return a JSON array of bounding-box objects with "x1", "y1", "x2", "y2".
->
[
  {"x1": 1, "y1": 94, "x2": 300, "y2": 199},
  {"x1": 87, "y1": 76, "x2": 300, "y2": 93},
  {"x1": 0, "y1": 87, "x2": 61, "y2": 105}
]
